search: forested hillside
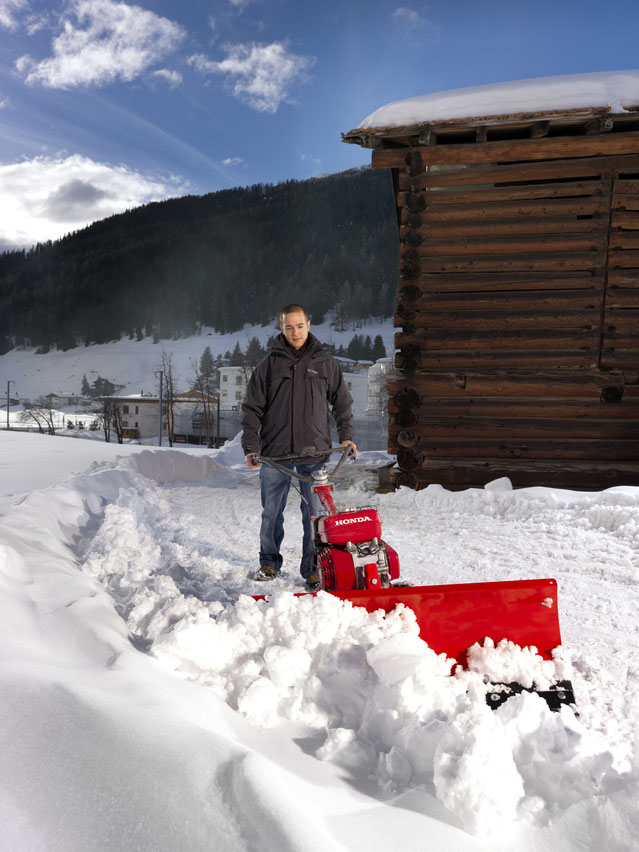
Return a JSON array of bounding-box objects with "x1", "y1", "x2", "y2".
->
[{"x1": 0, "y1": 167, "x2": 398, "y2": 354}]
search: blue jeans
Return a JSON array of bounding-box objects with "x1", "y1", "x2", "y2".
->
[{"x1": 259, "y1": 461, "x2": 324, "y2": 579}]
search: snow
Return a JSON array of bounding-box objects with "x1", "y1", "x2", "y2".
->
[
  {"x1": 1, "y1": 429, "x2": 638, "y2": 850},
  {"x1": 0, "y1": 317, "x2": 395, "y2": 403},
  {"x1": 358, "y1": 69, "x2": 639, "y2": 130}
]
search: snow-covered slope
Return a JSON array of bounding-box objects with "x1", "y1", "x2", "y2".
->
[
  {"x1": 0, "y1": 318, "x2": 395, "y2": 402},
  {"x1": 0, "y1": 431, "x2": 637, "y2": 850}
]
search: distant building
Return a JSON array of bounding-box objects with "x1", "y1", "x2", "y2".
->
[
  {"x1": 44, "y1": 392, "x2": 84, "y2": 408},
  {"x1": 218, "y1": 366, "x2": 248, "y2": 410}
]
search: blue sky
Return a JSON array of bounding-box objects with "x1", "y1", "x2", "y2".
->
[{"x1": 1, "y1": 0, "x2": 638, "y2": 249}]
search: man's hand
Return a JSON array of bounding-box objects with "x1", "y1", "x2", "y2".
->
[
  {"x1": 341, "y1": 440, "x2": 358, "y2": 460},
  {"x1": 245, "y1": 452, "x2": 260, "y2": 469}
]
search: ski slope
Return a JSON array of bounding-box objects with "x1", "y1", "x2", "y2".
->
[{"x1": 0, "y1": 430, "x2": 637, "y2": 850}]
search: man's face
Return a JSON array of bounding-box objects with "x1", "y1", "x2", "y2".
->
[{"x1": 281, "y1": 311, "x2": 310, "y2": 350}]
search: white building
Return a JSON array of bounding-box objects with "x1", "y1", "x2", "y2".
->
[{"x1": 218, "y1": 366, "x2": 248, "y2": 410}]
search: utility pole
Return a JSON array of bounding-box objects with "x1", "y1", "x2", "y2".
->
[
  {"x1": 155, "y1": 371, "x2": 164, "y2": 447},
  {"x1": 216, "y1": 389, "x2": 220, "y2": 448},
  {"x1": 6, "y1": 380, "x2": 15, "y2": 429}
]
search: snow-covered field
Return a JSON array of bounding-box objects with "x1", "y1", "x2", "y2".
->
[{"x1": 1, "y1": 430, "x2": 638, "y2": 851}]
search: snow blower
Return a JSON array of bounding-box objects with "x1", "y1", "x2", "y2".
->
[{"x1": 255, "y1": 446, "x2": 575, "y2": 711}]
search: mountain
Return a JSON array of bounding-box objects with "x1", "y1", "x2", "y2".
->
[{"x1": 0, "y1": 167, "x2": 398, "y2": 354}]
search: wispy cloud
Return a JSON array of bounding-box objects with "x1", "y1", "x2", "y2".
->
[
  {"x1": 392, "y1": 7, "x2": 439, "y2": 38},
  {"x1": 189, "y1": 41, "x2": 315, "y2": 114},
  {"x1": 222, "y1": 157, "x2": 244, "y2": 166},
  {"x1": 0, "y1": 153, "x2": 187, "y2": 248},
  {"x1": 152, "y1": 68, "x2": 182, "y2": 87},
  {"x1": 16, "y1": 0, "x2": 185, "y2": 89},
  {"x1": 0, "y1": 0, "x2": 28, "y2": 30}
]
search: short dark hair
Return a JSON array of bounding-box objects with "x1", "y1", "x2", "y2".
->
[{"x1": 279, "y1": 303, "x2": 309, "y2": 325}]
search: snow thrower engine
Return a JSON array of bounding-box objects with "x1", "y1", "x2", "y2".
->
[{"x1": 256, "y1": 446, "x2": 400, "y2": 592}]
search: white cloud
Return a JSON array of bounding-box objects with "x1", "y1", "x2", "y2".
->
[
  {"x1": 189, "y1": 41, "x2": 315, "y2": 114},
  {"x1": 152, "y1": 68, "x2": 182, "y2": 87},
  {"x1": 221, "y1": 157, "x2": 244, "y2": 166},
  {"x1": 392, "y1": 7, "x2": 438, "y2": 37},
  {"x1": 0, "y1": 154, "x2": 188, "y2": 249},
  {"x1": 16, "y1": 0, "x2": 185, "y2": 89},
  {"x1": 0, "y1": 0, "x2": 28, "y2": 30}
]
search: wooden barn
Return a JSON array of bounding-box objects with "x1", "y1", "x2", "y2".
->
[{"x1": 343, "y1": 70, "x2": 639, "y2": 490}]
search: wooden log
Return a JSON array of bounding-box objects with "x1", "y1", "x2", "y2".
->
[
  {"x1": 416, "y1": 252, "x2": 605, "y2": 274},
  {"x1": 399, "y1": 272, "x2": 603, "y2": 294},
  {"x1": 387, "y1": 437, "x2": 639, "y2": 462},
  {"x1": 387, "y1": 370, "x2": 627, "y2": 398},
  {"x1": 371, "y1": 132, "x2": 639, "y2": 168},
  {"x1": 389, "y1": 415, "x2": 639, "y2": 440},
  {"x1": 401, "y1": 350, "x2": 597, "y2": 369},
  {"x1": 397, "y1": 177, "x2": 607, "y2": 204},
  {"x1": 401, "y1": 197, "x2": 609, "y2": 222},
  {"x1": 412, "y1": 233, "x2": 607, "y2": 256},
  {"x1": 610, "y1": 232, "x2": 639, "y2": 250},
  {"x1": 400, "y1": 216, "x2": 605, "y2": 238},
  {"x1": 614, "y1": 178, "x2": 639, "y2": 192},
  {"x1": 603, "y1": 309, "x2": 639, "y2": 331},
  {"x1": 413, "y1": 157, "x2": 617, "y2": 188},
  {"x1": 606, "y1": 290, "x2": 639, "y2": 307},
  {"x1": 611, "y1": 211, "x2": 639, "y2": 229},
  {"x1": 601, "y1": 351, "x2": 639, "y2": 369},
  {"x1": 388, "y1": 397, "x2": 639, "y2": 420},
  {"x1": 613, "y1": 193, "x2": 639, "y2": 211},
  {"x1": 607, "y1": 269, "x2": 639, "y2": 286},
  {"x1": 397, "y1": 289, "x2": 603, "y2": 313},
  {"x1": 396, "y1": 328, "x2": 599, "y2": 351},
  {"x1": 393, "y1": 308, "x2": 601, "y2": 331}
]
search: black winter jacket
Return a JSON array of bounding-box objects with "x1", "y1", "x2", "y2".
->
[{"x1": 241, "y1": 333, "x2": 353, "y2": 459}]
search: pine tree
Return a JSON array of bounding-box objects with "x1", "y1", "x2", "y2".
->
[
  {"x1": 372, "y1": 334, "x2": 387, "y2": 360},
  {"x1": 363, "y1": 335, "x2": 374, "y2": 360},
  {"x1": 229, "y1": 342, "x2": 244, "y2": 366},
  {"x1": 81, "y1": 374, "x2": 91, "y2": 396},
  {"x1": 199, "y1": 346, "x2": 215, "y2": 379}
]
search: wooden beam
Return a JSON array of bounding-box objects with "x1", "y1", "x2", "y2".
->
[{"x1": 371, "y1": 133, "x2": 639, "y2": 168}]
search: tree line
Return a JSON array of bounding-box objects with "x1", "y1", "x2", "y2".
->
[{"x1": 0, "y1": 167, "x2": 398, "y2": 355}]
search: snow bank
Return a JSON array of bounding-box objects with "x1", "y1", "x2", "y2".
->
[
  {"x1": 2, "y1": 442, "x2": 638, "y2": 846},
  {"x1": 76, "y1": 451, "x2": 635, "y2": 836},
  {"x1": 358, "y1": 69, "x2": 639, "y2": 130}
]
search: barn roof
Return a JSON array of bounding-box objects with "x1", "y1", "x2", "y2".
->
[{"x1": 343, "y1": 69, "x2": 639, "y2": 149}]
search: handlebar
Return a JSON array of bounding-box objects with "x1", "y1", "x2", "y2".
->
[{"x1": 254, "y1": 444, "x2": 355, "y2": 483}]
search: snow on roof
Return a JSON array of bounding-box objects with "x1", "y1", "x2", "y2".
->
[{"x1": 356, "y1": 69, "x2": 639, "y2": 132}]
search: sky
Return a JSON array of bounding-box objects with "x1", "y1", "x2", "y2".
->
[{"x1": 1, "y1": 0, "x2": 638, "y2": 250}]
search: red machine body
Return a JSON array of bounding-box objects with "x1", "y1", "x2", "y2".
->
[{"x1": 312, "y1": 481, "x2": 400, "y2": 592}]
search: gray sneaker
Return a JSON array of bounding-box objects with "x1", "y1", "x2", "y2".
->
[{"x1": 254, "y1": 565, "x2": 280, "y2": 581}]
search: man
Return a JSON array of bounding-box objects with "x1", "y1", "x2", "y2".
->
[{"x1": 242, "y1": 303, "x2": 357, "y2": 590}]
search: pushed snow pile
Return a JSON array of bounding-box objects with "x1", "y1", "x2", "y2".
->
[{"x1": 76, "y1": 450, "x2": 639, "y2": 836}]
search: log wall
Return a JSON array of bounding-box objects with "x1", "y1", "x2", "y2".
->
[{"x1": 377, "y1": 142, "x2": 639, "y2": 490}]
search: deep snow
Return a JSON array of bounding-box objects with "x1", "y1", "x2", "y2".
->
[{"x1": 0, "y1": 430, "x2": 638, "y2": 851}]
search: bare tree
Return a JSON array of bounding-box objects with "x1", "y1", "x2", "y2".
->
[
  {"x1": 191, "y1": 360, "x2": 216, "y2": 446},
  {"x1": 93, "y1": 399, "x2": 114, "y2": 442},
  {"x1": 111, "y1": 402, "x2": 124, "y2": 444},
  {"x1": 157, "y1": 350, "x2": 178, "y2": 447},
  {"x1": 19, "y1": 397, "x2": 58, "y2": 435}
]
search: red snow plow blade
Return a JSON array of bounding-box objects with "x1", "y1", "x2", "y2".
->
[{"x1": 329, "y1": 577, "x2": 562, "y2": 667}]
